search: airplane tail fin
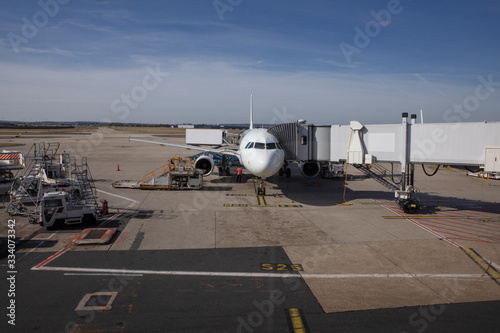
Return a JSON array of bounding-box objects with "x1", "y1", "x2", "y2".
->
[{"x1": 249, "y1": 94, "x2": 254, "y2": 130}]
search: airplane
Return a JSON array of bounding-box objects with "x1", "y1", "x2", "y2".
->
[{"x1": 129, "y1": 96, "x2": 286, "y2": 195}]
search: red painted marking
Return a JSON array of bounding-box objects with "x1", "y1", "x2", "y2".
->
[
  {"x1": 33, "y1": 244, "x2": 73, "y2": 269},
  {"x1": 423, "y1": 228, "x2": 496, "y2": 244},
  {"x1": 33, "y1": 200, "x2": 139, "y2": 270},
  {"x1": 0, "y1": 153, "x2": 20, "y2": 159},
  {"x1": 373, "y1": 199, "x2": 463, "y2": 248},
  {"x1": 420, "y1": 219, "x2": 500, "y2": 240},
  {"x1": 436, "y1": 218, "x2": 500, "y2": 234},
  {"x1": 98, "y1": 200, "x2": 138, "y2": 227},
  {"x1": 418, "y1": 222, "x2": 500, "y2": 243}
]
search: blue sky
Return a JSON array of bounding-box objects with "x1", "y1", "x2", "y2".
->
[{"x1": 1, "y1": 0, "x2": 499, "y2": 125}]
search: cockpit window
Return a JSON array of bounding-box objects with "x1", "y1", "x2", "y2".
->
[
  {"x1": 254, "y1": 142, "x2": 265, "y2": 149},
  {"x1": 265, "y1": 143, "x2": 277, "y2": 150},
  {"x1": 245, "y1": 142, "x2": 254, "y2": 149}
]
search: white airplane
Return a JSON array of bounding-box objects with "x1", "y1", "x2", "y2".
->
[{"x1": 129, "y1": 96, "x2": 286, "y2": 194}]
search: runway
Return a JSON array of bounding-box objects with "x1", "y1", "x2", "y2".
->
[{"x1": 2, "y1": 127, "x2": 500, "y2": 332}]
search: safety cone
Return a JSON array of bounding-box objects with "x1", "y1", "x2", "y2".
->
[
  {"x1": 318, "y1": 179, "x2": 322, "y2": 187},
  {"x1": 117, "y1": 164, "x2": 120, "y2": 171}
]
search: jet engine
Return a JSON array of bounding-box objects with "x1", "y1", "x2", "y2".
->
[
  {"x1": 194, "y1": 155, "x2": 215, "y2": 176},
  {"x1": 299, "y1": 161, "x2": 321, "y2": 179}
]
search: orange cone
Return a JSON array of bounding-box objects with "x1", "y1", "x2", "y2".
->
[{"x1": 117, "y1": 164, "x2": 120, "y2": 171}]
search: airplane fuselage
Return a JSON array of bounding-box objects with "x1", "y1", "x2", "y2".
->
[{"x1": 238, "y1": 128, "x2": 285, "y2": 178}]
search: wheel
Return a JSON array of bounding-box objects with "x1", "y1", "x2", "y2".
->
[
  {"x1": 83, "y1": 214, "x2": 96, "y2": 226},
  {"x1": 403, "y1": 200, "x2": 419, "y2": 214}
]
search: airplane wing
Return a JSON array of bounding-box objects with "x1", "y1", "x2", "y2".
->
[{"x1": 129, "y1": 137, "x2": 240, "y2": 160}]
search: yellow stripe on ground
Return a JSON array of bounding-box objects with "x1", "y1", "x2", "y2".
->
[
  {"x1": 462, "y1": 247, "x2": 500, "y2": 286},
  {"x1": 257, "y1": 195, "x2": 266, "y2": 206},
  {"x1": 383, "y1": 216, "x2": 490, "y2": 219},
  {"x1": 288, "y1": 308, "x2": 306, "y2": 333}
]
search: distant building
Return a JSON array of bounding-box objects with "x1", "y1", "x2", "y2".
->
[{"x1": 178, "y1": 124, "x2": 195, "y2": 129}]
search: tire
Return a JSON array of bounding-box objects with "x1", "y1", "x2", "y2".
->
[{"x1": 403, "y1": 200, "x2": 419, "y2": 214}]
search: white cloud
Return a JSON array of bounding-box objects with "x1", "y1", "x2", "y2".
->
[{"x1": 0, "y1": 59, "x2": 499, "y2": 125}]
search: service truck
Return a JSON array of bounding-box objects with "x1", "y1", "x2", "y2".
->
[{"x1": 39, "y1": 191, "x2": 98, "y2": 228}]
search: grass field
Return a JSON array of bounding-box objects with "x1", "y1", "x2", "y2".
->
[
  {"x1": 109, "y1": 126, "x2": 186, "y2": 134},
  {"x1": 0, "y1": 126, "x2": 97, "y2": 136}
]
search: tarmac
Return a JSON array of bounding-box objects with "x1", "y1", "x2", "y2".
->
[{"x1": 1, "y1": 127, "x2": 500, "y2": 332}]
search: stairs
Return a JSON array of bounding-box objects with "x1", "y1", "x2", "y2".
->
[
  {"x1": 6, "y1": 143, "x2": 61, "y2": 216},
  {"x1": 353, "y1": 163, "x2": 401, "y2": 191},
  {"x1": 71, "y1": 156, "x2": 98, "y2": 209}
]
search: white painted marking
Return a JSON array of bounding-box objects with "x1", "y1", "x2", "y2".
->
[
  {"x1": 97, "y1": 189, "x2": 138, "y2": 202},
  {"x1": 34, "y1": 232, "x2": 57, "y2": 240},
  {"x1": 19, "y1": 241, "x2": 45, "y2": 261},
  {"x1": 64, "y1": 273, "x2": 143, "y2": 277},
  {"x1": 485, "y1": 259, "x2": 500, "y2": 271},
  {"x1": 35, "y1": 266, "x2": 489, "y2": 280}
]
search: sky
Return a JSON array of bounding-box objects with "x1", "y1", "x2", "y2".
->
[{"x1": 1, "y1": 0, "x2": 499, "y2": 125}]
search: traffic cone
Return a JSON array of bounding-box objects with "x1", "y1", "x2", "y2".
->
[
  {"x1": 117, "y1": 164, "x2": 120, "y2": 171},
  {"x1": 318, "y1": 179, "x2": 322, "y2": 187}
]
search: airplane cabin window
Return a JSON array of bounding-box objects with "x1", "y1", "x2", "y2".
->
[{"x1": 254, "y1": 142, "x2": 265, "y2": 149}]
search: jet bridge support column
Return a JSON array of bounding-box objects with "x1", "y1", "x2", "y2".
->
[
  {"x1": 396, "y1": 113, "x2": 420, "y2": 214},
  {"x1": 400, "y1": 113, "x2": 409, "y2": 189}
]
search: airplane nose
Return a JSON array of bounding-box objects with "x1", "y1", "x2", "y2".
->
[{"x1": 251, "y1": 152, "x2": 282, "y2": 178}]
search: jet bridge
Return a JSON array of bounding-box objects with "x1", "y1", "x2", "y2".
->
[{"x1": 269, "y1": 114, "x2": 500, "y2": 213}]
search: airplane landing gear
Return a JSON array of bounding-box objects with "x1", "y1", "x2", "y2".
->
[
  {"x1": 255, "y1": 178, "x2": 266, "y2": 195},
  {"x1": 218, "y1": 155, "x2": 231, "y2": 176},
  {"x1": 279, "y1": 162, "x2": 291, "y2": 178}
]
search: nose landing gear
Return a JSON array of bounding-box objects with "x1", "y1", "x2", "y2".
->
[{"x1": 255, "y1": 178, "x2": 266, "y2": 196}]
